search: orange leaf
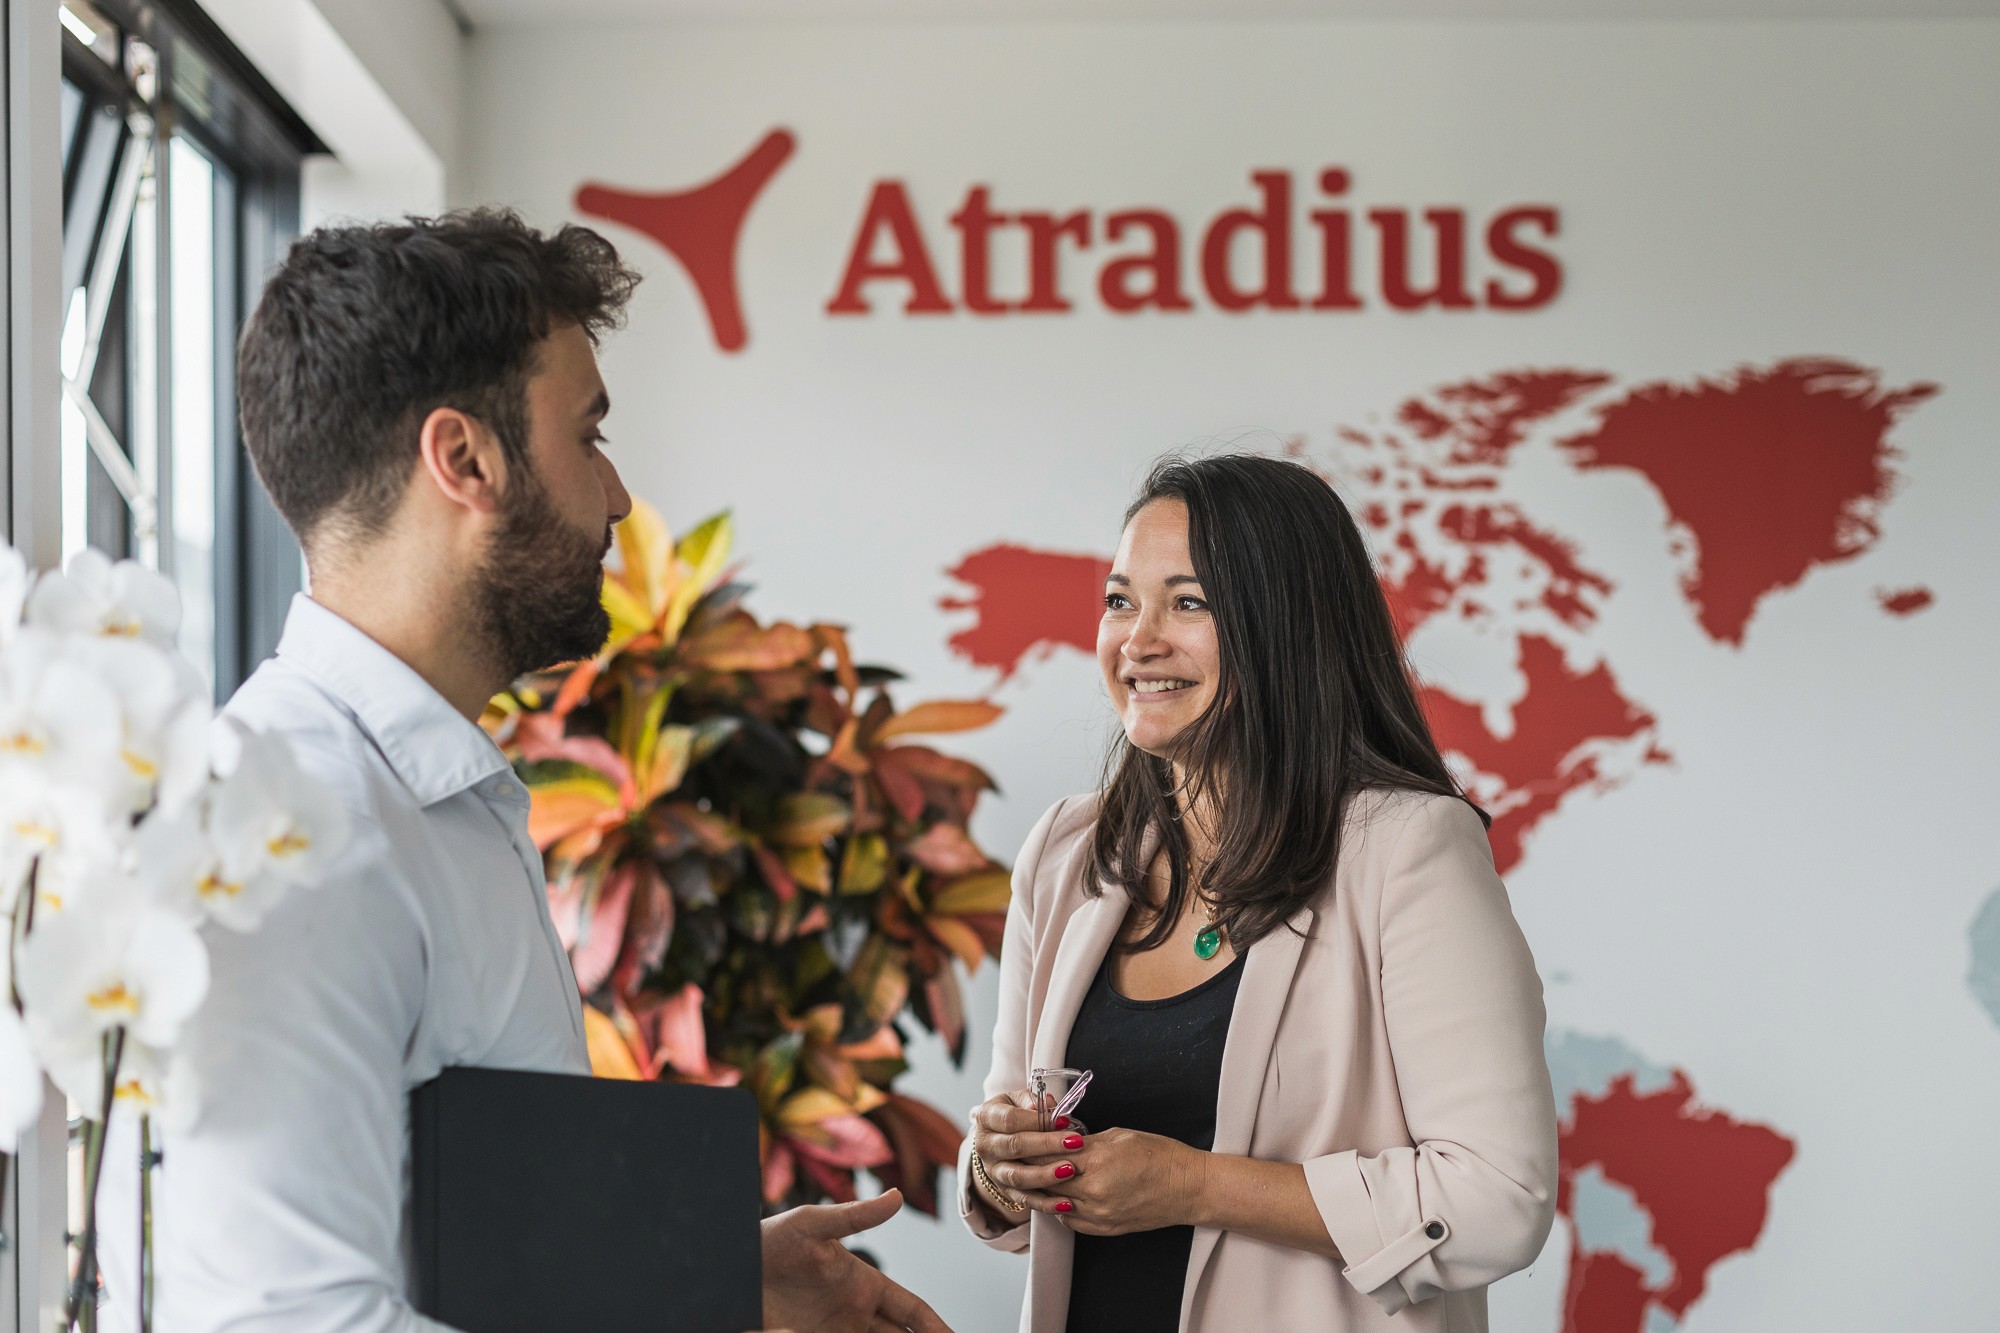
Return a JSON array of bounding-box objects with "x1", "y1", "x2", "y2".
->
[
  {"x1": 682, "y1": 613, "x2": 816, "y2": 672},
  {"x1": 552, "y1": 658, "x2": 602, "y2": 717},
  {"x1": 873, "y1": 699, "x2": 1003, "y2": 744},
  {"x1": 837, "y1": 1024, "x2": 904, "y2": 1063},
  {"x1": 826, "y1": 717, "x2": 869, "y2": 776},
  {"x1": 584, "y1": 1004, "x2": 644, "y2": 1080},
  {"x1": 813, "y1": 623, "x2": 862, "y2": 701},
  {"x1": 927, "y1": 915, "x2": 987, "y2": 973},
  {"x1": 527, "y1": 779, "x2": 624, "y2": 851}
]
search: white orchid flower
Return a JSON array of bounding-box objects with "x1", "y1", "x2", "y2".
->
[
  {"x1": 0, "y1": 1005, "x2": 43, "y2": 1151},
  {"x1": 24, "y1": 547, "x2": 179, "y2": 646},
  {"x1": 208, "y1": 723, "x2": 349, "y2": 895},
  {"x1": 17, "y1": 898, "x2": 209, "y2": 1059},
  {"x1": 0, "y1": 543, "x2": 27, "y2": 644},
  {"x1": 130, "y1": 802, "x2": 292, "y2": 934},
  {"x1": 0, "y1": 627, "x2": 123, "y2": 793},
  {"x1": 41, "y1": 1031, "x2": 197, "y2": 1129},
  {"x1": 0, "y1": 777, "x2": 123, "y2": 914},
  {"x1": 77, "y1": 636, "x2": 212, "y2": 817}
]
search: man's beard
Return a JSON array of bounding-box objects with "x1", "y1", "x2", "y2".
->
[{"x1": 474, "y1": 469, "x2": 613, "y2": 682}]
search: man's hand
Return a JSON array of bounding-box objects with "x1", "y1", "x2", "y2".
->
[{"x1": 760, "y1": 1188, "x2": 952, "y2": 1333}]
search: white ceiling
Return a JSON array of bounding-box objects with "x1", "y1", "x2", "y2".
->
[{"x1": 452, "y1": 0, "x2": 2000, "y2": 27}]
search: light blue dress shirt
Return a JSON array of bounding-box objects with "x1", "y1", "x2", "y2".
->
[{"x1": 108, "y1": 595, "x2": 588, "y2": 1332}]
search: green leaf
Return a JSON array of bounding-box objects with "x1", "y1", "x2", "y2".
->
[{"x1": 837, "y1": 833, "x2": 890, "y2": 896}]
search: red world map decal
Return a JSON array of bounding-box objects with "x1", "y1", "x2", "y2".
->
[{"x1": 942, "y1": 356, "x2": 1938, "y2": 1332}]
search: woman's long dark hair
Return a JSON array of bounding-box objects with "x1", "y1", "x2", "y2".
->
[{"x1": 1090, "y1": 452, "x2": 1484, "y2": 952}]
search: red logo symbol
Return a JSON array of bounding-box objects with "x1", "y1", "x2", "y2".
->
[{"x1": 575, "y1": 128, "x2": 796, "y2": 353}]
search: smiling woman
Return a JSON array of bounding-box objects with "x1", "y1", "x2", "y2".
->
[{"x1": 960, "y1": 452, "x2": 1559, "y2": 1333}]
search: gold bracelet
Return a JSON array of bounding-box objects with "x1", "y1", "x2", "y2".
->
[{"x1": 969, "y1": 1147, "x2": 1026, "y2": 1214}]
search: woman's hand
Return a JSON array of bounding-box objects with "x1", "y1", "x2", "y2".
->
[
  {"x1": 968, "y1": 1089, "x2": 1086, "y2": 1219},
  {"x1": 1045, "y1": 1127, "x2": 1206, "y2": 1236}
]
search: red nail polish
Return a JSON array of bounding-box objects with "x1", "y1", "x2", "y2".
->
[
  {"x1": 1054, "y1": 1115, "x2": 1071, "y2": 1129},
  {"x1": 1054, "y1": 1162, "x2": 1076, "y2": 1180},
  {"x1": 1062, "y1": 1134, "x2": 1083, "y2": 1150},
  {"x1": 1055, "y1": 1199, "x2": 1074, "y2": 1213}
]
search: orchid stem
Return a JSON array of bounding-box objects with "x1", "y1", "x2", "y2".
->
[
  {"x1": 10, "y1": 857, "x2": 37, "y2": 1015},
  {"x1": 139, "y1": 1115, "x2": 155, "y2": 1333},
  {"x1": 64, "y1": 1028, "x2": 125, "y2": 1332}
]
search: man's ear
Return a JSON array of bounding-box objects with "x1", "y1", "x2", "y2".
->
[{"x1": 416, "y1": 406, "x2": 509, "y2": 516}]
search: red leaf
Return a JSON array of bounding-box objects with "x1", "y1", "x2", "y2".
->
[
  {"x1": 902, "y1": 822, "x2": 989, "y2": 877},
  {"x1": 611, "y1": 861, "x2": 673, "y2": 998},
  {"x1": 873, "y1": 762, "x2": 926, "y2": 824},
  {"x1": 763, "y1": 1140, "x2": 797, "y2": 1204},
  {"x1": 753, "y1": 844, "x2": 799, "y2": 902},
  {"x1": 514, "y1": 713, "x2": 635, "y2": 798},
  {"x1": 651, "y1": 981, "x2": 711, "y2": 1080},
  {"x1": 882, "y1": 1092, "x2": 965, "y2": 1164},
  {"x1": 875, "y1": 745, "x2": 996, "y2": 793},
  {"x1": 571, "y1": 861, "x2": 636, "y2": 995},
  {"x1": 793, "y1": 1152, "x2": 858, "y2": 1204},
  {"x1": 925, "y1": 968, "x2": 965, "y2": 1062},
  {"x1": 789, "y1": 1112, "x2": 894, "y2": 1170}
]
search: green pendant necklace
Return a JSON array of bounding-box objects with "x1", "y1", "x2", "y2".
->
[{"x1": 1193, "y1": 896, "x2": 1223, "y2": 960}]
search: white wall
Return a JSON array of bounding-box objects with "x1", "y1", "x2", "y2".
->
[
  {"x1": 202, "y1": 0, "x2": 462, "y2": 224},
  {"x1": 456, "y1": 18, "x2": 2000, "y2": 1333}
]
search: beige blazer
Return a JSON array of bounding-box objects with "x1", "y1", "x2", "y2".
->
[{"x1": 957, "y1": 789, "x2": 1559, "y2": 1333}]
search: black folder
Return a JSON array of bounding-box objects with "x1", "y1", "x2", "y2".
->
[{"x1": 410, "y1": 1066, "x2": 763, "y2": 1333}]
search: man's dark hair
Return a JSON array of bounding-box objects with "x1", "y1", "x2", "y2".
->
[{"x1": 238, "y1": 208, "x2": 641, "y2": 547}]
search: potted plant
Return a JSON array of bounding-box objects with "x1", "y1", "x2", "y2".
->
[{"x1": 486, "y1": 502, "x2": 1011, "y2": 1215}]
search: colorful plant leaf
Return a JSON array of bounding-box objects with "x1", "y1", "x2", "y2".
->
[
  {"x1": 929, "y1": 869, "x2": 1013, "y2": 917},
  {"x1": 771, "y1": 793, "x2": 851, "y2": 847},
  {"x1": 782, "y1": 845, "x2": 832, "y2": 894},
  {"x1": 751, "y1": 845, "x2": 799, "y2": 903},
  {"x1": 682, "y1": 612, "x2": 816, "y2": 672},
  {"x1": 902, "y1": 822, "x2": 990, "y2": 877},
  {"x1": 873, "y1": 760, "x2": 926, "y2": 823},
  {"x1": 651, "y1": 981, "x2": 711, "y2": 1080},
  {"x1": 926, "y1": 916, "x2": 988, "y2": 973},
  {"x1": 837, "y1": 833, "x2": 890, "y2": 896},
  {"x1": 663, "y1": 511, "x2": 733, "y2": 643},
  {"x1": 872, "y1": 699, "x2": 1004, "y2": 744},
  {"x1": 614, "y1": 498, "x2": 677, "y2": 624},
  {"x1": 583, "y1": 1003, "x2": 644, "y2": 1080},
  {"x1": 526, "y1": 775, "x2": 626, "y2": 852},
  {"x1": 571, "y1": 859, "x2": 637, "y2": 995}
]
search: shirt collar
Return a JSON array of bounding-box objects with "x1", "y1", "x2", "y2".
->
[{"x1": 273, "y1": 594, "x2": 511, "y2": 808}]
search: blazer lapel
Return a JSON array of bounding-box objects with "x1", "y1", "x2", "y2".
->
[
  {"x1": 1030, "y1": 884, "x2": 1129, "y2": 1072},
  {"x1": 1178, "y1": 904, "x2": 1315, "y2": 1330}
]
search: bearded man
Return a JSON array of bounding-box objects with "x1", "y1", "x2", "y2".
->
[{"x1": 122, "y1": 211, "x2": 946, "y2": 1333}]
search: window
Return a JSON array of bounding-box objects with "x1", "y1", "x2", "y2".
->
[
  {"x1": 46, "y1": 1, "x2": 323, "y2": 1316},
  {"x1": 58, "y1": 0, "x2": 322, "y2": 698}
]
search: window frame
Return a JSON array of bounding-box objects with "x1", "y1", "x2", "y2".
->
[{"x1": 63, "y1": 0, "x2": 320, "y2": 696}]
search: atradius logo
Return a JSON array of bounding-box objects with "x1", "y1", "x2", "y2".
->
[{"x1": 575, "y1": 127, "x2": 1563, "y2": 355}]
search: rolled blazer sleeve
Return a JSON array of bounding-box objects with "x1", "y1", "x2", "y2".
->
[
  {"x1": 1301, "y1": 796, "x2": 1559, "y2": 1315},
  {"x1": 957, "y1": 796, "x2": 1070, "y2": 1252}
]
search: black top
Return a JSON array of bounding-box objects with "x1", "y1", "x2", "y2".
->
[{"x1": 1062, "y1": 949, "x2": 1247, "y2": 1333}]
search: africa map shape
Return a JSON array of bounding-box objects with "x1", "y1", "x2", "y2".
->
[{"x1": 940, "y1": 357, "x2": 1941, "y2": 1332}]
